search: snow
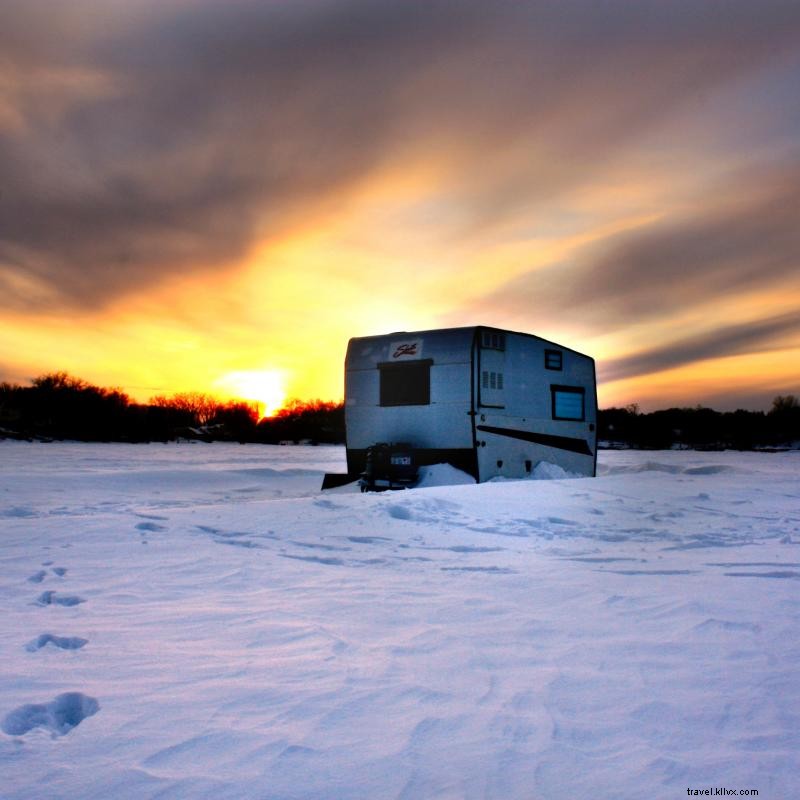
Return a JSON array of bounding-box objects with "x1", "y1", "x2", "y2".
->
[
  {"x1": 490, "y1": 460, "x2": 583, "y2": 481},
  {"x1": 1, "y1": 441, "x2": 799, "y2": 799},
  {"x1": 415, "y1": 463, "x2": 476, "y2": 487}
]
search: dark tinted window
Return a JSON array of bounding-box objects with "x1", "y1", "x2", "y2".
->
[{"x1": 379, "y1": 360, "x2": 432, "y2": 406}]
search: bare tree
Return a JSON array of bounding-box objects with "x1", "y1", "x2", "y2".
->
[
  {"x1": 149, "y1": 392, "x2": 222, "y2": 426},
  {"x1": 771, "y1": 394, "x2": 799, "y2": 413}
]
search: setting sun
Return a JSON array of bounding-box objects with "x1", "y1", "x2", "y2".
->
[
  {"x1": 215, "y1": 369, "x2": 288, "y2": 419},
  {"x1": 1, "y1": 1, "x2": 799, "y2": 415}
]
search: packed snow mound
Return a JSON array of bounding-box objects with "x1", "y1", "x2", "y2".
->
[
  {"x1": 415, "y1": 463, "x2": 476, "y2": 487},
  {"x1": 530, "y1": 460, "x2": 582, "y2": 480},
  {"x1": 488, "y1": 461, "x2": 582, "y2": 481}
]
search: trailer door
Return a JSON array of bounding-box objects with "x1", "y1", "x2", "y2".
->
[{"x1": 478, "y1": 329, "x2": 506, "y2": 409}]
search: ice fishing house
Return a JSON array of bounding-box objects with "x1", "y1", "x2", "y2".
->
[{"x1": 324, "y1": 326, "x2": 597, "y2": 490}]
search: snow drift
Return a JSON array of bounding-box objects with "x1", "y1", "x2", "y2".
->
[{"x1": 1, "y1": 442, "x2": 798, "y2": 799}]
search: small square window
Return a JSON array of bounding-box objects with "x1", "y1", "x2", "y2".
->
[
  {"x1": 482, "y1": 371, "x2": 489, "y2": 389},
  {"x1": 497, "y1": 373, "x2": 503, "y2": 390},
  {"x1": 545, "y1": 349, "x2": 562, "y2": 370}
]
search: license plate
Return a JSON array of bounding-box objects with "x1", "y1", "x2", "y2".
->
[{"x1": 391, "y1": 455, "x2": 412, "y2": 465}]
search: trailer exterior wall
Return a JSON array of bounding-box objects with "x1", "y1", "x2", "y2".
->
[
  {"x1": 343, "y1": 325, "x2": 597, "y2": 482},
  {"x1": 344, "y1": 328, "x2": 477, "y2": 477},
  {"x1": 473, "y1": 327, "x2": 597, "y2": 480}
]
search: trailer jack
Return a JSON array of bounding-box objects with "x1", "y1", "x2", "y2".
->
[{"x1": 358, "y1": 442, "x2": 418, "y2": 492}]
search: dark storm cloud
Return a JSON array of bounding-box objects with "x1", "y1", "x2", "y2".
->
[
  {"x1": 599, "y1": 311, "x2": 800, "y2": 384},
  {"x1": 1, "y1": 0, "x2": 800, "y2": 310},
  {"x1": 479, "y1": 160, "x2": 800, "y2": 324},
  {"x1": 577, "y1": 168, "x2": 800, "y2": 323},
  {"x1": 470, "y1": 161, "x2": 800, "y2": 382}
]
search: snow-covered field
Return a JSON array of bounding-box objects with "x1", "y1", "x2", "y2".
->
[{"x1": 1, "y1": 442, "x2": 799, "y2": 800}]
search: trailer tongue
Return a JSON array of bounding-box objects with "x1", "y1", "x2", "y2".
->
[{"x1": 320, "y1": 472, "x2": 357, "y2": 490}]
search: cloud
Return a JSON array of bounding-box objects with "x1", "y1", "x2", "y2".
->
[
  {"x1": 1, "y1": 0, "x2": 800, "y2": 311},
  {"x1": 577, "y1": 167, "x2": 800, "y2": 322},
  {"x1": 599, "y1": 311, "x2": 800, "y2": 384},
  {"x1": 472, "y1": 160, "x2": 800, "y2": 331}
]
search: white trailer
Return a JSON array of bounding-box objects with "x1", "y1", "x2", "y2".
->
[{"x1": 323, "y1": 326, "x2": 597, "y2": 489}]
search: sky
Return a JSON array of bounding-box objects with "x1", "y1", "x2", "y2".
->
[{"x1": 1, "y1": 0, "x2": 799, "y2": 414}]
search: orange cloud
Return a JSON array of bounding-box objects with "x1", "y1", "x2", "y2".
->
[{"x1": 2, "y1": 1, "x2": 800, "y2": 412}]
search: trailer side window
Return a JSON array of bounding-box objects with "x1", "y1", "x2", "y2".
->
[
  {"x1": 481, "y1": 331, "x2": 506, "y2": 351},
  {"x1": 379, "y1": 360, "x2": 432, "y2": 406},
  {"x1": 551, "y1": 385, "x2": 585, "y2": 421},
  {"x1": 545, "y1": 349, "x2": 562, "y2": 370}
]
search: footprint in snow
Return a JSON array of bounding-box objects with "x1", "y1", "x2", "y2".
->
[
  {"x1": 2, "y1": 692, "x2": 99, "y2": 737},
  {"x1": 35, "y1": 591, "x2": 86, "y2": 607},
  {"x1": 26, "y1": 634, "x2": 88, "y2": 652},
  {"x1": 135, "y1": 521, "x2": 166, "y2": 532},
  {"x1": 28, "y1": 566, "x2": 68, "y2": 582},
  {"x1": 386, "y1": 504, "x2": 414, "y2": 521}
]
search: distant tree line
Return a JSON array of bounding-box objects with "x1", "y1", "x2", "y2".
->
[
  {"x1": 0, "y1": 373, "x2": 344, "y2": 444},
  {"x1": 1, "y1": 372, "x2": 797, "y2": 449},
  {"x1": 598, "y1": 397, "x2": 800, "y2": 450}
]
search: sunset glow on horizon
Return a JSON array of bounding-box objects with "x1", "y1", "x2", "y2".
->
[
  {"x1": 1, "y1": 1, "x2": 799, "y2": 412},
  {"x1": 214, "y1": 369, "x2": 288, "y2": 419}
]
